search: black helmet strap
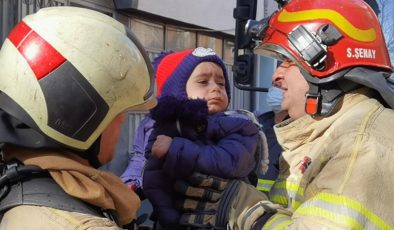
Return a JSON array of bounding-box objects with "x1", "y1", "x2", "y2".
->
[{"x1": 305, "y1": 79, "x2": 361, "y2": 117}]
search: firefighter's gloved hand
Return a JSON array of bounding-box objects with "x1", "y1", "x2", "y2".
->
[
  {"x1": 174, "y1": 172, "x2": 229, "y2": 229},
  {"x1": 174, "y1": 172, "x2": 273, "y2": 230}
]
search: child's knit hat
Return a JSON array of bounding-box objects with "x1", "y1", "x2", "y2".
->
[{"x1": 152, "y1": 47, "x2": 231, "y2": 100}]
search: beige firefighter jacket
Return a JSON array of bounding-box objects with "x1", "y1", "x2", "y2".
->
[
  {"x1": 264, "y1": 88, "x2": 394, "y2": 229},
  {"x1": 3, "y1": 145, "x2": 140, "y2": 225}
]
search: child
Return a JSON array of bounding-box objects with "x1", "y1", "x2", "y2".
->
[{"x1": 122, "y1": 47, "x2": 260, "y2": 229}]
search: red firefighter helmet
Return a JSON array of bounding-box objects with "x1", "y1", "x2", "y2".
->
[
  {"x1": 255, "y1": 0, "x2": 392, "y2": 80},
  {"x1": 251, "y1": 0, "x2": 394, "y2": 115}
]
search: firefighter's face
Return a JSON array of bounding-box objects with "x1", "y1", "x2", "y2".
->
[
  {"x1": 272, "y1": 60, "x2": 309, "y2": 119},
  {"x1": 98, "y1": 113, "x2": 125, "y2": 164},
  {"x1": 186, "y1": 62, "x2": 229, "y2": 114}
]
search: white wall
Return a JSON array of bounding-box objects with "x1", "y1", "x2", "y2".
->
[{"x1": 133, "y1": 0, "x2": 267, "y2": 35}]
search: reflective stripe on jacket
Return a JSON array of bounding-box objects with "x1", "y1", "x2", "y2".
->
[{"x1": 255, "y1": 111, "x2": 282, "y2": 194}]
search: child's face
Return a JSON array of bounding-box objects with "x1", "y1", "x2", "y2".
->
[{"x1": 186, "y1": 62, "x2": 229, "y2": 114}]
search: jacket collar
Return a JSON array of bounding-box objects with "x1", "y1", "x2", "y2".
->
[{"x1": 274, "y1": 88, "x2": 374, "y2": 151}]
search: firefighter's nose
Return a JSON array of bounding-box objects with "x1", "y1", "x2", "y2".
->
[{"x1": 272, "y1": 69, "x2": 284, "y2": 88}]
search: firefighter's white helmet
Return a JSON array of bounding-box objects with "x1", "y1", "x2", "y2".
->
[{"x1": 0, "y1": 7, "x2": 156, "y2": 150}]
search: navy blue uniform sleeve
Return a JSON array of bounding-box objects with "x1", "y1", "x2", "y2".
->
[
  {"x1": 259, "y1": 111, "x2": 282, "y2": 181},
  {"x1": 162, "y1": 115, "x2": 260, "y2": 179}
]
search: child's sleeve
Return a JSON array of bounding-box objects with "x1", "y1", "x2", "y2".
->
[
  {"x1": 120, "y1": 116, "x2": 154, "y2": 192},
  {"x1": 162, "y1": 115, "x2": 260, "y2": 179}
]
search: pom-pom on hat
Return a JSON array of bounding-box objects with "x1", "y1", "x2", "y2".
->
[{"x1": 152, "y1": 47, "x2": 231, "y2": 100}]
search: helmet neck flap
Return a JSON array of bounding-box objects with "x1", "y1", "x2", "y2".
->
[{"x1": 0, "y1": 93, "x2": 102, "y2": 168}]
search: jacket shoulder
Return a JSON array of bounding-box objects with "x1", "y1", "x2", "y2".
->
[{"x1": 208, "y1": 110, "x2": 260, "y2": 136}]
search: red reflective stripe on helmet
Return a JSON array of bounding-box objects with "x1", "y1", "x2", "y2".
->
[
  {"x1": 8, "y1": 21, "x2": 65, "y2": 80},
  {"x1": 8, "y1": 21, "x2": 32, "y2": 47}
]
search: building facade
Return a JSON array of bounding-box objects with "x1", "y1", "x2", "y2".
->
[{"x1": 0, "y1": 0, "x2": 277, "y2": 175}]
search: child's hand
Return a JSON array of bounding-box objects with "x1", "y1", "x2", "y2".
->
[
  {"x1": 127, "y1": 183, "x2": 137, "y2": 192},
  {"x1": 152, "y1": 135, "x2": 173, "y2": 159}
]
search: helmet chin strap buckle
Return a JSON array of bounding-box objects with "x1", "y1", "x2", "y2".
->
[
  {"x1": 305, "y1": 78, "x2": 359, "y2": 117},
  {"x1": 305, "y1": 82, "x2": 321, "y2": 116},
  {"x1": 305, "y1": 93, "x2": 321, "y2": 115}
]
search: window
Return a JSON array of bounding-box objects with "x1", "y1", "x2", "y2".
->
[
  {"x1": 223, "y1": 39, "x2": 235, "y2": 64},
  {"x1": 130, "y1": 19, "x2": 164, "y2": 54},
  {"x1": 166, "y1": 26, "x2": 196, "y2": 51},
  {"x1": 197, "y1": 34, "x2": 223, "y2": 57},
  {"x1": 70, "y1": 2, "x2": 113, "y2": 16}
]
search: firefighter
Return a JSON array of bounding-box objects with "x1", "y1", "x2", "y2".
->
[
  {"x1": 175, "y1": 0, "x2": 394, "y2": 229},
  {"x1": 0, "y1": 7, "x2": 156, "y2": 229}
]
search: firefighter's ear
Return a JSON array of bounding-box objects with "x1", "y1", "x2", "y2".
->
[{"x1": 98, "y1": 113, "x2": 125, "y2": 165}]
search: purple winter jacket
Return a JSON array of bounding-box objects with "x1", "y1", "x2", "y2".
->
[
  {"x1": 142, "y1": 111, "x2": 260, "y2": 229},
  {"x1": 120, "y1": 115, "x2": 154, "y2": 197}
]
